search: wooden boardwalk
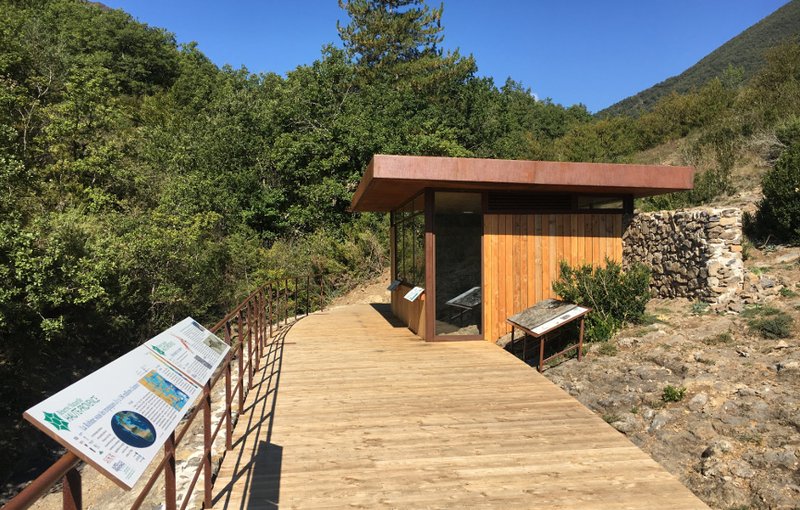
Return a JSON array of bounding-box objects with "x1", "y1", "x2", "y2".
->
[{"x1": 211, "y1": 304, "x2": 706, "y2": 509}]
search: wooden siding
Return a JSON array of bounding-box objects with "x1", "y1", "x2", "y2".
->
[
  {"x1": 390, "y1": 284, "x2": 425, "y2": 335},
  {"x1": 483, "y1": 213, "x2": 623, "y2": 342}
]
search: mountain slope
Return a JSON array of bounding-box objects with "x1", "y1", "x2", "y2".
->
[{"x1": 600, "y1": 0, "x2": 800, "y2": 117}]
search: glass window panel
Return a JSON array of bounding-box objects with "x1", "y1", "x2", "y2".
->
[
  {"x1": 394, "y1": 221, "x2": 404, "y2": 281},
  {"x1": 412, "y1": 213, "x2": 425, "y2": 286},
  {"x1": 412, "y1": 193, "x2": 425, "y2": 213},
  {"x1": 403, "y1": 220, "x2": 414, "y2": 284},
  {"x1": 434, "y1": 192, "x2": 482, "y2": 336},
  {"x1": 578, "y1": 196, "x2": 623, "y2": 210}
]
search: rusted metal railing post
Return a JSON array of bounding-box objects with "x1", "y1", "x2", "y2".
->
[
  {"x1": 306, "y1": 275, "x2": 310, "y2": 316},
  {"x1": 257, "y1": 289, "x2": 263, "y2": 352},
  {"x1": 284, "y1": 278, "x2": 289, "y2": 326},
  {"x1": 260, "y1": 288, "x2": 267, "y2": 350},
  {"x1": 224, "y1": 321, "x2": 233, "y2": 451},
  {"x1": 62, "y1": 467, "x2": 81, "y2": 510},
  {"x1": 2, "y1": 453, "x2": 80, "y2": 510},
  {"x1": 202, "y1": 382, "x2": 212, "y2": 509},
  {"x1": 164, "y1": 432, "x2": 176, "y2": 510},
  {"x1": 237, "y1": 310, "x2": 245, "y2": 411},
  {"x1": 268, "y1": 283, "x2": 273, "y2": 338},
  {"x1": 252, "y1": 297, "x2": 260, "y2": 368},
  {"x1": 246, "y1": 300, "x2": 254, "y2": 388}
]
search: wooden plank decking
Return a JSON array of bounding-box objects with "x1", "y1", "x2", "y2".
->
[{"x1": 211, "y1": 304, "x2": 706, "y2": 509}]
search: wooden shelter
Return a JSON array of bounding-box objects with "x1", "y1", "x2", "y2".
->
[{"x1": 350, "y1": 155, "x2": 694, "y2": 342}]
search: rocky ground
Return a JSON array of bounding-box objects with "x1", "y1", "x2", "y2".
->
[{"x1": 544, "y1": 245, "x2": 800, "y2": 509}]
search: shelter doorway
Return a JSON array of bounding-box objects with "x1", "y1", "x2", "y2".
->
[{"x1": 433, "y1": 192, "x2": 482, "y2": 338}]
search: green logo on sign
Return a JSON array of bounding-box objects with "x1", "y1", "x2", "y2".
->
[{"x1": 44, "y1": 412, "x2": 70, "y2": 431}]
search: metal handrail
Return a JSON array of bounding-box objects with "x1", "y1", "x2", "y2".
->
[{"x1": 2, "y1": 274, "x2": 328, "y2": 510}]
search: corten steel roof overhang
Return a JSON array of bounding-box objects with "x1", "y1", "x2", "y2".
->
[{"x1": 350, "y1": 154, "x2": 695, "y2": 212}]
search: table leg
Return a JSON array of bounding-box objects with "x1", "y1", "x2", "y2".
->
[
  {"x1": 578, "y1": 317, "x2": 585, "y2": 362},
  {"x1": 523, "y1": 332, "x2": 527, "y2": 362},
  {"x1": 538, "y1": 336, "x2": 545, "y2": 372}
]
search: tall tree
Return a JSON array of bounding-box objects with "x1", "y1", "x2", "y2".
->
[
  {"x1": 338, "y1": 0, "x2": 443, "y2": 73},
  {"x1": 337, "y1": 0, "x2": 474, "y2": 92}
]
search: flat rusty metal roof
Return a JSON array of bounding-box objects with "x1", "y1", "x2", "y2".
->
[{"x1": 350, "y1": 155, "x2": 695, "y2": 212}]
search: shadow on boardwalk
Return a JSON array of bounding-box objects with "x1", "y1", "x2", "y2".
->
[{"x1": 211, "y1": 324, "x2": 291, "y2": 510}]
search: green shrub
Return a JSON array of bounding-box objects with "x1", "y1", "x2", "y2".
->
[
  {"x1": 662, "y1": 385, "x2": 686, "y2": 403},
  {"x1": 552, "y1": 259, "x2": 651, "y2": 342},
  {"x1": 753, "y1": 119, "x2": 800, "y2": 244},
  {"x1": 748, "y1": 312, "x2": 794, "y2": 339},
  {"x1": 702, "y1": 332, "x2": 733, "y2": 345},
  {"x1": 741, "y1": 304, "x2": 781, "y2": 318},
  {"x1": 598, "y1": 342, "x2": 618, "y2": 356},
  {"x1": 741, "y1": 237, "x2": 753, "y2": 261},
  {"x1": 690, "y1": 301, "x2": 710, "y2": 315}
]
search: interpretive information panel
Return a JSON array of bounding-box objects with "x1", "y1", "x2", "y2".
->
[
  {"x1": 404, "y1": 286, "x2": 424, "y2": 302},
  {"x1": 530, "y1": 306, "x2": 589, "y2": 336},
  {"x1": 145, "y1": 317, "x2": 230, "y2": 386},
  {"x1": 24, "y1": 317, "x2": 229, "y2": 490}
]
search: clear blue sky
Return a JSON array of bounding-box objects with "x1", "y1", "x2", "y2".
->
[{"x1": 103, "y1": 0, "x2": 789, "y2": 112}]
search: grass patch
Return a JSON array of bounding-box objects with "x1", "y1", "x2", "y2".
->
[
  {"x1": 630, "y1": 325, "x2": 658, "y2": 338},
  {"x1": 690, "y1": 301, "x2": 711, "y2": 315},
  {"x1": 702, "y1": 332, "x2": 734, "y2": 345},
  {"x1": 741, "y1": 304, "x2": 781, "y2": 318},
  {"x1": 779, "y1": 287, "x2": 798, "y2": 298},
  {"x1": 748, "y1": 312, "x2": 794, "y2": 339},
  {"x1": 598, "y1": 342, "x2": 618, "y2": 356},
  {"x1": 602, "y1": 413, "x2": 621, "y2": 424},
  {"x1": 639, "y1": 312, "x2": 662, "y2": 325},
  {"x1": 741, "y1": 238, "x2": 753, "y2": 261},
  {"x1": 662, "y1": 385, "x2": 686, "y2": 403},
  {"x1": 736, "y1": 432, "x2": 764, "y2": 445}
]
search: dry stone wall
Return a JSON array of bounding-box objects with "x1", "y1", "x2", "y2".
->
[{"x1": 623, "y1": 208, "x2": 745, "y2": 306}]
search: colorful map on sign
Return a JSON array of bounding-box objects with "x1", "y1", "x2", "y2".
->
[
  {"x1": 140, "y1": 370, "x2": 189, "y2": 411},
  {"x1": 111, "y1": 411, "x2": 156, "y2": 448}
]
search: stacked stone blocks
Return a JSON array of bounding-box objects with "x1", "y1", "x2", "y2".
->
[{"x1": 623, "y1": 208, "x2": 745, "y2": 307}]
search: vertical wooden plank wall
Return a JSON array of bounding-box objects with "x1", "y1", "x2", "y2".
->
[
  {"x1": 483, "y1": 213, "x2": 623, "y2": 342},
  {"x1": 391, "y1": 285, "x2": 426, "y2": 335}
]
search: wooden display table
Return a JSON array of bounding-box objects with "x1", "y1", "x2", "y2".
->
[{"x1": 506, "y1": 299, "x2": 590, "y2": 372}]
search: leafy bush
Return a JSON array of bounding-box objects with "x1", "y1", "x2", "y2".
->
[
  {"x1": 662, "y1": 385, "x2": 686, "y2": 403},
  {"x1": 752, "y1": 119, "x2": 800, "y2": 244},
  {"x1": 552, "y1": 259, "x2": 651, "y2": 342},
  {"x1": 748, "y1": 312, "x2": 794, "y2": 339}
]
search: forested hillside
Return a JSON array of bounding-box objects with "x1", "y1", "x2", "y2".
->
[
  {"x1": 2, "y1": 0, "x2": 800, "y2": 495},
  {"x1": 601, "y1": 0, "x2": 800, "y2": 117},
  {"x1": 0, "y1": 0, "x2": 593, "y2": 488}
]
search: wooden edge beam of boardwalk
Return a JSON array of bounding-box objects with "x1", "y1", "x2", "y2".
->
[{"x1": 211, "y1": 304, "x2": 707, "y2": 509}]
